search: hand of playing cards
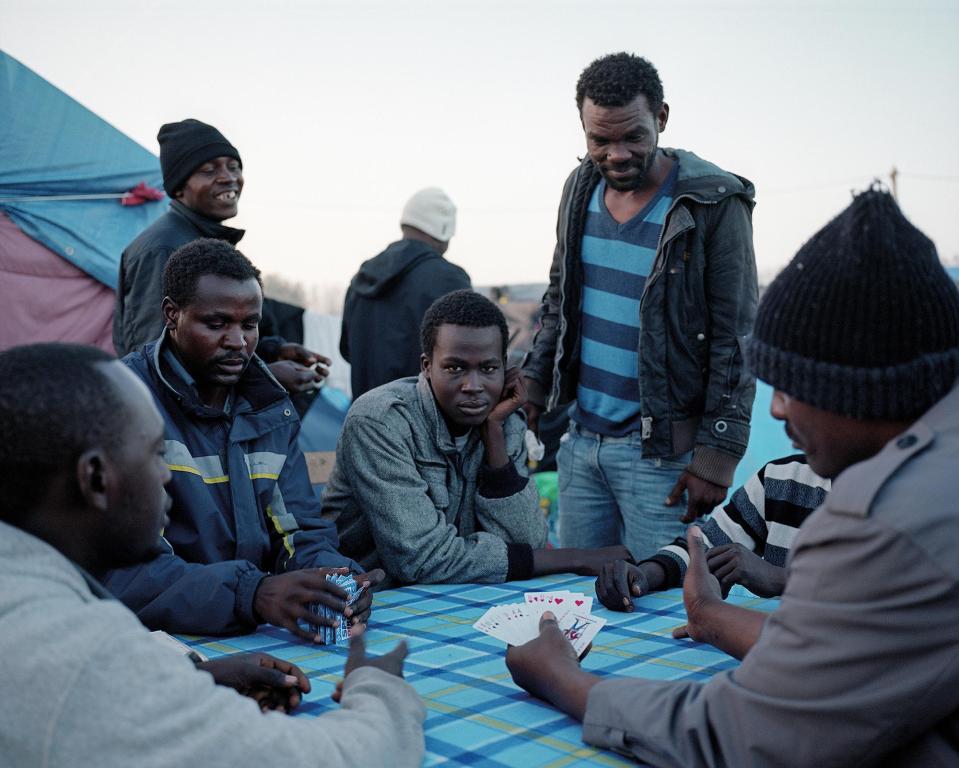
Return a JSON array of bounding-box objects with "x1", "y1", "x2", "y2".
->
[
  {"x1": 473, "y1": 591, "x2": 606, "y2": 656},
  {"x1": 300, "y1": 573, "x2": 367, "y2": 645}
]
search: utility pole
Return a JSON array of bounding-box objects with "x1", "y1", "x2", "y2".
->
[{"x1": 890, "y1": 166, "x2": 899, "y2": 201}]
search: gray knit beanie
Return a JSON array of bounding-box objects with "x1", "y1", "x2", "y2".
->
[{"x1": 746, "y1": 187, "x2": 959, "y2": 420}]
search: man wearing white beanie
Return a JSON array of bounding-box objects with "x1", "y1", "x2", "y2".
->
[{"x1": 340, "y1": 187, "x2": 471, "y2": 398}]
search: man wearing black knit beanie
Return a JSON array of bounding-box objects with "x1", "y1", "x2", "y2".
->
[
  {"x1": 113, "y1": 119, "x2": 330, "y2": 397},
  {"x1": 506, "y1": 187, "x2": 959, "y2": 767}
]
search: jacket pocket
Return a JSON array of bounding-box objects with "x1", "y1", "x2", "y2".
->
[{"x1": 416, "y1": 463, "x2": 451, "y2": 511}]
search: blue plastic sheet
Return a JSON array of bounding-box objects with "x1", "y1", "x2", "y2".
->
[{"x1": 0, "y1": 50, "x2": 166, "y2": 288}]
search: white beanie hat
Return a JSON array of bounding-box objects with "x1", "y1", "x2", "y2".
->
[{"x1": 400, "y1": 187, "x2": 456, "y2": 242}]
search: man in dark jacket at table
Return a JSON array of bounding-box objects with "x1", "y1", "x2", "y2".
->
[
  {"x1": 105, "y1": 238, "x2": 382, "y2": 639},
  {"x1": 113, "y1": 118, "x2": 328, "y2": 395},
  {"x1": 507, "y1": 189, "x2": 959, "y2": 767},
  {"x1": 340, "y1": 187, "x2": 471, "y2": 398}
]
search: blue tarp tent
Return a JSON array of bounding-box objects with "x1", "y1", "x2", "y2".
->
[{"x1": 0, "y1": 50, "x2": 166, "y2": 350}]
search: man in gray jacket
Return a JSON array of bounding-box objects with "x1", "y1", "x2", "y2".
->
[
  {"x1": 522, "y1": 53, "x2": 758, "y2": 560},
  {"x1": 323, "y1": 290, "x2": 630, "y2": 587},
  {"x1": 0, "y1": 343, "x2": 425, "y2": 768},
  {"x1": 506, "y1": 189, "x2": 959, "y2": 766}
]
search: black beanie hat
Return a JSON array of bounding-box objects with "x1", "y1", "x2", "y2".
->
[
  {"x1": 158, "y1": 119, "x2": 241, "y2": 196},
  {"x1": 746, "y1": 187, "x2": 959, "y2": 420}
]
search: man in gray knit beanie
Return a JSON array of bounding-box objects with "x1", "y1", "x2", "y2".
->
[{"x1": 505, "y1": 187, "x2": 959, "y2": 767}]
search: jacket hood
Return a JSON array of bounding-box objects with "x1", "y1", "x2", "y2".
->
[
  {"x1": 349, "y1": 239, "x2": 443, "y2": 298},
  {"x1": 666, "y1": 148, "x2": 756, "y2": 203}
]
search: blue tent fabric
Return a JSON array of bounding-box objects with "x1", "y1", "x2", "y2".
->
[
  {"x1": 0, "y1": 50, "x2": 166, "y2": 288},
  {"x1": 298, "y1": 388, "x2": 351, "y2": 454}
]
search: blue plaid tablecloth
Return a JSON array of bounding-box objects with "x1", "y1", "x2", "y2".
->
[{"x1": 181, "y1": 575, "x2": 777, "y2": 767}]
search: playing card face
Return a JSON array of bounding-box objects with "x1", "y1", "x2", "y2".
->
[
  {"x1": 501, "y1": 604, "x2": 535, "y2": 645},
  {"x1": 474, "y1": 591, "x2": 606, "y2": 652},
  {"x1": 524, "y1": 591, "x2": 592, "y2": 626},
  {"x1": 558, "y1": 610, "x2": 607, "y2": 656},
  {"x1": 525, "y1": 591, "x2": 572, "y2": 609},
  {"x1": 568, "y1": 594, "x2": 593, "y2": 614}
]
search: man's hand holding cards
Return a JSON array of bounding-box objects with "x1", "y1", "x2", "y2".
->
[
  {"x1": 299, "y1": 573, "x2": 366, "y2": 645},
  {"x1": 473, "y1": 590, "x2": 606, "y2": 656}
]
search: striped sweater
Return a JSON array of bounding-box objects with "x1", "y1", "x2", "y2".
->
[{"x1": 644, "y1": 454, "x2": 830, "y2": 588}]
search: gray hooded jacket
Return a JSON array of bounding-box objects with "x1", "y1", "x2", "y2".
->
[{"x1": 0, "y1": 520, "x2": 425, "y2": 768}]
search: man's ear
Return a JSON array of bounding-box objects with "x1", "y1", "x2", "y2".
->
[
  {"x1": 75, "y1": 449, "x2": 110, "y2": 513},
  {"x1": 161, "y1": 296, "x2": 179, "y2": 331},
  {"x1": 173, "y1": 188, "x2": 184, "y2": 200},
  {"x1": 657, "y1": 102, "x2": 670, "y2": 133},
  {"x1": 420, "y1": 353, "x2": 430, "y2": 378}
]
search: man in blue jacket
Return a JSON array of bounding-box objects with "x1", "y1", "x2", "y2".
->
[{"x1": 104, "y1": 238, "x2": 381, "y2": 638}]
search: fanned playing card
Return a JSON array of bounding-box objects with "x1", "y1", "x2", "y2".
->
[
  {"x1": 474, "y1": 591, "x2": 605, "y2": 651},
  {"x1": 558, "y1": 610, "x2": 606, "y2": 655}
]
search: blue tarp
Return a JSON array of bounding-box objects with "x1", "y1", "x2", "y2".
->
[{"x1": 0, "y1": 50, "x2": 166, "y2": 288}]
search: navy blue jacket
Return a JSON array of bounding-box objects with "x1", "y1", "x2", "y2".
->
[
  {"x1": 103, "y1": 336, "x2": 356, "y2": 635},
  {"x1": 340, "y1": 238, "x2": 471, "y2": 398}
]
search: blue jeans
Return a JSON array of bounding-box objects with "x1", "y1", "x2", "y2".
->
[{"x1": 557, "y1": 422, "x2": 691, "y2": 561}]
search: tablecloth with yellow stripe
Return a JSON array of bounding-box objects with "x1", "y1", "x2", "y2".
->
[{"x1": 180, "y1": 574, "x2": 777, "y2": 767}]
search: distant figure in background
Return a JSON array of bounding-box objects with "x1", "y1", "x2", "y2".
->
[
  {"x1": 340, "y1": 187, "x2": 471, "y2": 398},
  {"x1": 113, "y1": 118, "x2": 329, "y2": 395}
]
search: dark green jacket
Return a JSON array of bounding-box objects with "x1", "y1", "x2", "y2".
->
[{"x1": 522, "y1": 149, "x2": 758, "y2": 486}]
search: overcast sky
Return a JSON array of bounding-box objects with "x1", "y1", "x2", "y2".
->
[{"x1": 3, "y1": 0, "x2": 957, "y2": 300}]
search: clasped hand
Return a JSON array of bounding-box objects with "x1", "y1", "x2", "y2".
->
[{"x1": 253, "y1": 567, "x2": 384, "y2": 643}]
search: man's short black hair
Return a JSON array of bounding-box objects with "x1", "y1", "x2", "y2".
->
[
  {"x1": 575, "y1": 52, "x2": 664, "y2": 114},
  {"x1": 421, "y1": 290, "x2": 510, "y2": 360},
  {"x1": 0, "y1": 344, "x2": 126, "y2": 519},
  {"x1": 162, "y1": 237, "x2": 262, "y2": 307}
]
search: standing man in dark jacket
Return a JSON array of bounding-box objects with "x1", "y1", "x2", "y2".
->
[
  {"x1": 113, "y1": 119, "x2": 328, "y2": 395},
  {"x1": 522, "y1": 53, "x2": 758, "y2": 560},
  {"x1": 340, "y1": 187, "x2": 471, "y2": 398}
]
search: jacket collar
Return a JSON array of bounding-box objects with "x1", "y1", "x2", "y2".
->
[
  {"x1": 169, "y1": 199, "x2": 245, "y2": 245},
  {"x1": 148, "y1": 329, "x2": 286, "y2": 417},
  {"x1": 575, "y1": 147, "x2": 755, "y2": 207}
]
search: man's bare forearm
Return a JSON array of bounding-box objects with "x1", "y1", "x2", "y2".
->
[
  {"x1": 548, "y1": 667, "x2": 602, "y2": 721},
  {"x1": 532, "y1": 546, "x2": 631, "y2": 577},
  {"x1": 691, "y1": 601, "x2": 767, "y2": 660}
]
